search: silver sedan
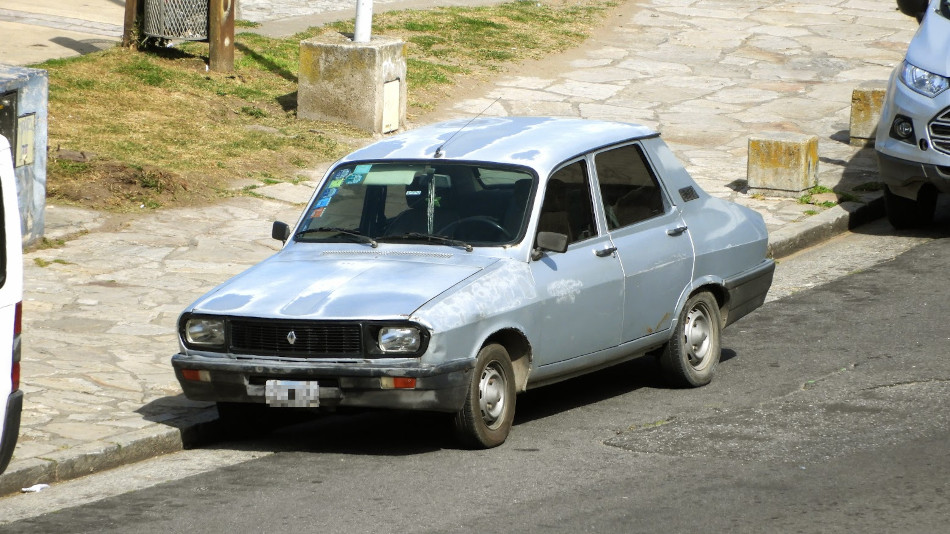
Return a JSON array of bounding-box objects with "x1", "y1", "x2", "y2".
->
[{"x1": 172, "y1": 117, "x2": 774, "y2": 448}]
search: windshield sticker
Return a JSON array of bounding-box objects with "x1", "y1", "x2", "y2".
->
[
  {"x1": 309, "y1": 207, "x2": 325, "y2": 218},
  {"x1": 329, "y1": 177, "x2": 345, "y2": 188},
  {"x1": 308, "y1": 189, "x2": 334, "y2": 213},
  {"x1": 346, "y1": 164, "x2": 372, "y2": 185},
  {"x1": 328, "y1": 167, "x2": 349, "y2": 182}
]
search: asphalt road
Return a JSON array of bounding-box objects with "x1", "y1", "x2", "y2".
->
[{"x1": 0, "y1": 221, "x2": 948, "y2": 533}]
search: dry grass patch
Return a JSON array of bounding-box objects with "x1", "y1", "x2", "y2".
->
[{"x1": 39, "y1": 0, "x2": 617, "y2": 211}]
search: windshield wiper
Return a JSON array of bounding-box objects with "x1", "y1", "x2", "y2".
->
[
  {"x1": 377, "y1": 232, "x2": 473, "y2": 252},
  {"x1": 296, "y1": 227, "x2": 378, "y2": 248}
]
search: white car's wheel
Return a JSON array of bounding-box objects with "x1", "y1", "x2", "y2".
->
[
  {"x1": 659, "y1": 292, "x2": 722, "y2": 387},
  {"x1": 884, "y1": 185, "x2": 936, "y2": 230}
]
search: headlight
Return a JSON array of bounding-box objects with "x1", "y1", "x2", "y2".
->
[
  {"x1": 183, "y1": 317, "x2": 226, "y2": 347},
  {"x1": 378, "y1": 326, "x2": 421, "y2": 353},
  {"x1": 900, "y1": 61, "x2": 949, "y2": 98}
]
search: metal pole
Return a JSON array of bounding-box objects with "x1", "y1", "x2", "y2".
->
[{"x1": 354, "y1": 0, "x2": 373, "y2": 43}]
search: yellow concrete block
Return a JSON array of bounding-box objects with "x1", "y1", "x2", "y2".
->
[
  {"x1": 747, "y1": 132, "x2": 819, "y2": 198},
  {"x1": 298, "y1": 35, "x2": 407, "y2": 134},
  {"x1": 849, "y1": 81, "x2": 887, "y2": 146}
]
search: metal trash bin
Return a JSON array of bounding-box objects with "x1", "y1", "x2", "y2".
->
[{"x1": 143, "y1": 0, "x2": 209, "y2": 41}]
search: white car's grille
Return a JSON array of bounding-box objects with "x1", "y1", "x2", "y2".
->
[{"x1": 928, "y1": 107, "x2": 950, "y2": 155}]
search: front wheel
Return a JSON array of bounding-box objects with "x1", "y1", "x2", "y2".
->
[
  {"x1": 453, "y1": 344, "x2": 516, "y2": 449},
  {"x1": 884, "y1": 185, "x2": 936, "y2": 229},
  {"x1": 659, "y1": 292, "x2": 722, "y2": 388}
]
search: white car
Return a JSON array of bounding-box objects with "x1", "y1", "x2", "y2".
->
[
  {"x1": 875, "y1": 0, "x2": 950, "y2": 228},
  {"x1": 0, "y1": 136, "x2": 24, "y2": 474}
]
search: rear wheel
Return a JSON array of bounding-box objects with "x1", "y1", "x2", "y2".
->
[
  {"x1": 659, "y1": 292, "x2": 722, "y2": 387},
  {"x1": 884, "y1": 185, "x2": 936, "y2": 229},
  {"x1": 453, "y1": 344, "x2": 516, "y2": 449}
]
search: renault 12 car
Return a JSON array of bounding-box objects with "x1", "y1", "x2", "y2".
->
[
  {"x1": 876, "y1": 0, "x2": 950, "y2": 228},
  {"x1": 172, "y1": 117, "x2": 774, "y2": 448}
]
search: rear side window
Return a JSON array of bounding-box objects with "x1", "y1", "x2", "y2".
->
[{"x1": 594, "y1": 144, "x2": 666, "y2": 230}]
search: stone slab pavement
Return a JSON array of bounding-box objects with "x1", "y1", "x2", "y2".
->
[{"x1": 0, "y1": 0, "x2": 919, "y2": 498}]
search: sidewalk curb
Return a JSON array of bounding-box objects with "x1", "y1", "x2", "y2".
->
[
  {"x1": 0, "y1": 409, "x2": 219, "y2": 496},
  {"x1": 768, "y1": 194, "x2": 885, "y2": 259}
]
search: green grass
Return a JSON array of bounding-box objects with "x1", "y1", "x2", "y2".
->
[
  {"x1": 35, "y1": 0, "x2": 617, "y2": 210},
  {"x1": 853, "y1": 181, "x2": 884, "y2": 192}
]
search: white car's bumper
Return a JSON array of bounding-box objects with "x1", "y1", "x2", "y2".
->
[{"x1": 875, "y1": 65, "x2": 950, "y2": 197}]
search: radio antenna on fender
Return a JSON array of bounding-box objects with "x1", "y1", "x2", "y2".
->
[{"x1": 434, "y1": 97, "x2": 502, "y2": 158}]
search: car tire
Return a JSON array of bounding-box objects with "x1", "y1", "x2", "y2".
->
[
  {"x1": 659, "y1": 291, "x2": 722, "y2": 388},
  {"x1": 453, "y1": 344, "x2": 516, "y2": 449},
  {"x1": 884, "y1": 185, "x2": 936, "y2": 229}
]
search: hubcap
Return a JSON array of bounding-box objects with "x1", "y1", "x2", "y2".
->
[
  {"x1": 478, "y1": 362, "x2": 506, "y2": 428},
  {"x1": 684, "y1": 304, "x2": 711, "y2": 370}
]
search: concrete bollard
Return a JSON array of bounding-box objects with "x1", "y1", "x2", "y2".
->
[
  {"x1": 747, "y1": 132, "x2": 819, "y2": 198},
  {"x1": 849, "y1": 81, "x2": 887, "y2": 146},
  {"x1": 297, "y1": 34, "x2": 406, "y2": 134}
]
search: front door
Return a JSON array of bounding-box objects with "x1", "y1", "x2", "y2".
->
[{"x1": 530, "y1": 158, "x2": 624, "y2": 366}]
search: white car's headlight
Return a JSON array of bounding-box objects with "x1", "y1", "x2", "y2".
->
[
  {"x1": 900, "y1": 61, "x2": 950, "y2": 98},
  {"x1": 378, "y1": 326, "x2": 422, "y2": 353},
  {"x1": 184, "y1": 317, "x2": 226, "y2": 347}
]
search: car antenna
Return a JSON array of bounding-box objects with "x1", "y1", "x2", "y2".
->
[{"x1": 434, "y1": 97, "x2": 501, "y2": 158}]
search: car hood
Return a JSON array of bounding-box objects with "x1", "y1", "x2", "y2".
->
[
  {"x1": 906, "y1": 7, "x2": 950, "y2": 77},
  {"x1": 188, "y1": 248, "x2": 499, "y2": 320}
]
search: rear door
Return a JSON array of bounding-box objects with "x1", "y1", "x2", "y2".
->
[
  {"x1": 0, "y1": 135, "x2": 23, "y2": 475},
  {"x1": 592, "y1": 142, "x2": 694, "y2": 343}
]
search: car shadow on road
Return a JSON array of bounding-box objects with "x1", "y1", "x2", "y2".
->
[{"x1": 148, "y1": 348, "x2": 745, "y2": 456}]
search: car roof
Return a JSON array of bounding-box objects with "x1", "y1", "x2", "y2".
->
[{"x1": 338, "y1": 116, "x2": 658, "y2": 176}]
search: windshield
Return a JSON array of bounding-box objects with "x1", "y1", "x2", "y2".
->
[
  {"x1": 942, "y1": 0, "x2": 949, "y2": 19},
  {"x1": 297, "y1": 162, "x2": 536, "y2": 247}
]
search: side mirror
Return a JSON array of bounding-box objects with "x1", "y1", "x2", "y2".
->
[
  {"x1": 272, "y1": 221, "x2": 291, "y2": 243},
  {"x1": 531, "y1": 231, "x2": 569, "y2": 261}
]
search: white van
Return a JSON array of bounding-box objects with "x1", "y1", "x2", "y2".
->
[{"x1": 0, "y1": 135, "x2": 23, "y2": 475}]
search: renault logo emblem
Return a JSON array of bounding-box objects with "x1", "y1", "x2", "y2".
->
[{"x1": 286, "y1": 331, "x2": 297, "y2": 345}]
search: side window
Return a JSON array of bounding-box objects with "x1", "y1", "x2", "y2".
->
[
  {"x1": 539, "y1": 160, "x2": 597, "y2": 244},
  {"x1": 594, "y1": 144, "x2": 665, "y2": 230}
]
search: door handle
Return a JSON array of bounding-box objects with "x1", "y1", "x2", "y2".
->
[
  {"x1": 595, "y1": 246, "x2": 617, "y2": 257},
  {"x1": 666, "y1": 225, "x2": 688, "y2": 236}
]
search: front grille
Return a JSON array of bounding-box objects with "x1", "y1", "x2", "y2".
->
[
  {"x1": 230, "y1": 319, "x2": 363, "y2": 357},
  {"x1": 928, "y1": 107, "x2": 950, "y2": 155}
]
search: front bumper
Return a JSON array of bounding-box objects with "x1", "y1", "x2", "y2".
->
[
  {"x1": 876, "y1": 151, "x2": 950, "y2": 196},
  {"x1": 875, "y1": 66, "x2": 950, "y2": 196},
  {"x1": 171, "y1": 353, "x2": 474, "y2": 413}
]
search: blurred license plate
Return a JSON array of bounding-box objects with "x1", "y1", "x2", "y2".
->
[{"x1": 265, "y1": 380, "x2": 320, "y2": 408}]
